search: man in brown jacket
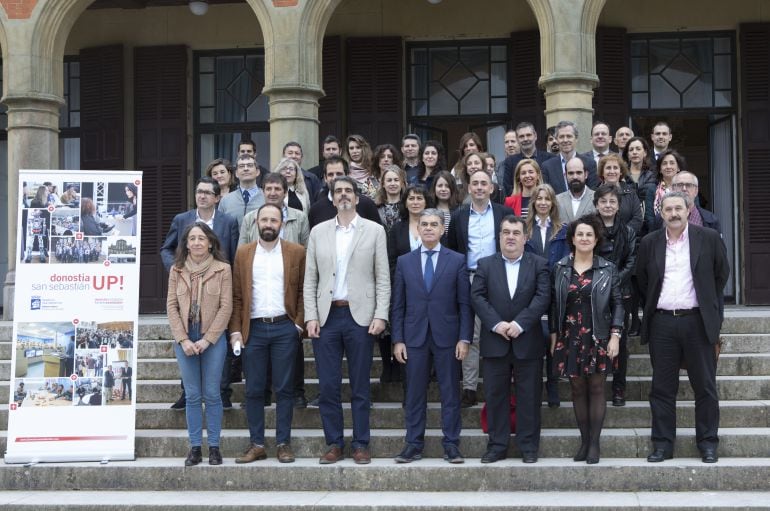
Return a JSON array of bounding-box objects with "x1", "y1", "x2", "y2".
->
[{"x1": 229, "y1": 203, "x2": 306, "y2": 464}]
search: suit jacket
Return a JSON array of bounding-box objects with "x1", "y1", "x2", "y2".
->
[
  {"x1": 556, "y1": 188, "x2": 596, "y2": 223},
  {"x1": 160, "y1": 209, "x2": 239, "y2": 272},
  {"x1": 446, "y1": 202, "x2": 514, "y2": 259},
  {"x1": 540, "y1": 153, "x2": 600, "y2": 194},
  {"x1": 635, "y1": 223, "x2": 730, "y2": 346},
  {"x1": 304, "y1": 216, "x2": 391, "y2": 327},
  {"x1": 525, "y1": 222, "x2": 569, "y2": 270},
  {"x1": 239, "y1": 206, "x2": 310, "y2": 247},
  {"x1": 308, "y1": 191, "x2": 382, "y2": 229},
  {"x1": 219, "y1": 187, "x2": 266, "y2": 228},
  {"x1": 580, "y1": 149, "x2": 617, "y2": 167},
  {"x1": 471, "y1": 252, "x2": 551, "y2": 359},
  {"x1": 501, "y1": 149, "x2": 556, "y2": 196},
  {"x1": 387, "y1": 220, "x2": 415, "y2": 279},
  {"x1": 390, "y1": 246, "x2": 473, "y2": 348},
  {"x1": 228, "y1": 239, "x2": 306, "y2": 342}
]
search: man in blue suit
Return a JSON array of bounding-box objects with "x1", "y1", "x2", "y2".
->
[
  {"x1": 471, "y1": 215, "x2": 551, "y2": 463},
  {"x1": 391, "y1": 208, "x2": 474, "y2": 464},
  {"x1": 539, "y1": 120, "x2": 600, "y2": 194}
]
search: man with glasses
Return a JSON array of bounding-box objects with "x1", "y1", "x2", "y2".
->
[
  {"x1": 220, "y1": 153, "x2": 266, "y2": 227},
  {"x1": 652, "y1": 171, "x2": 722, "y2": 235}
]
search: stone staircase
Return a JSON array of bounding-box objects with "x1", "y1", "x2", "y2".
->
[{"x1": 1, "y1": 310, "x2": 770, "y2": 510}]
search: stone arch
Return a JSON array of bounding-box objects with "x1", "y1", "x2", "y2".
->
[{"x1": 526, "y1": 0, "x2": 556, "y2": 75}]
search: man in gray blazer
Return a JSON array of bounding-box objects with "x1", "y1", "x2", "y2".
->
[
  {"x1": 556, "y1": 158, "x2": 596, "y2": 223},
  {"x1": 304, "y1": 176, "x2": 390, "y2": 465}
]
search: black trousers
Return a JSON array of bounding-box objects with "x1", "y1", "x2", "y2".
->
[{"x1": 648, "y1": 312, "x2": 719, "y2": 453}]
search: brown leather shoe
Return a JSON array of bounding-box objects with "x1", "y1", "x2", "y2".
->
[
  {"x1": 352, "y1": 447, "x2": 371, "y2": 465},
  {"x1": 319, "y1": 445, "x2": 344, "y2": 464},
  {"x1": 276, "y1": 443, "x2": 295, "y2": 463},
  {"x1": 235, "y1": 443, "x2": 267, "y2": 464}
]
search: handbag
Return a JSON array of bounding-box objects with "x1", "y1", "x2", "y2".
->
[
  {"x1": 680, "y1": 336, "x2": 722, "y2": 370},
  {"x1": 480, "y1": 394, "x2": 517, "y2": 434}
]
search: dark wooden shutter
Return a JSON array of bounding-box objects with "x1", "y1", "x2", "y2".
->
[
  {"x1": 319, "y1": 36, "x2": 343, "y2": 140},
  {"x1": 134, "y1": 46, "x2": 188, "y2": 313},
  {"x1": 740, "y1": 23, "x2": 770, "y2": 304},
  {"x1": 346, "y1": 37, "x2": 402, "y2": 146},
  {"x1": 593, "y1": 27, "x2": 629, "y2": 135},
  {"x1": 80, "y1": 45, "x2": 124, "y2": 169},
  {"x1": 509, "y1": 30, "x2": 546, "y2": 147}
]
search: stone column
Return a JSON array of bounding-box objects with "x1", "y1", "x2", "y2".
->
[
  {"x1": 2, "y1": 94, "x2": 63, "y2": 320},
  {"x1": 528, "y1": 0, "x2": 605, "y2": 151},
  {"x1": 249, "y1": 0, "x2": 340, "y2": 168}
]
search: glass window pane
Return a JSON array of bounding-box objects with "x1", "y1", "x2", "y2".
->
[
  {"x1": 714, "y1": 37, "x2": 731, "y2": 54},
  {"x1": 429, "y1": 83, "x2": 457, "y2": 116},
  {"x1": 430, "y1": 47, "x2": 456, "y2": 81},
  {"x1": 252, "y1": 131, "x2": 270, "y2": 165},
  {"x1": 490, "y1": 45, "x2": 506, "y2": 62},
  {"x1": 200, "y1": 107, "x2": 214, "y2": 124},
  {"x1": 714, "y1": 90, "x2": 732, "y2": 108},
  {"x1": 216, "y1": 90, "x2": 244, "y2": 123},
  {"x1": 460, "y1": 82, "x2": 489, "y2": 115},
  {"x1": 490, "y1": 63, "x2": 507, "y2": 96},
  {"x1": 460, "y1": 47, "x2": 488, "y2": 77},
  {"x1": 632, "y1": 92, "x2": 649, "y2": 109},
  {"x1": 411, "y1": 65, "x2": 428, "y2": 98},
  {"x1": 715, "y1": 55, "x2": 731, "y2": 90},
  {"x1": 59, "y1": 138, "x2": 80, "y2": 170},
  {"x1": 649, "y1": 39, "x2": 678, "y2": 73},
  {"x1": 199, "y1": 74, "x2": 215, "y2": 106},
  {"x1": 631, "y1": 40, "x2": 647, "y2": 57},
  {"x1": 412, "y1": 99, "x2": 428, "y2": 116},
  {"x1": 411, "y1": 48, "x2": 427, "y2": 66},
  {"x1": 70, "y1": 112, "x2": 80, "y2": 128},
  {"x1": 70, "y1": 62, "x2": 80, "y2": 78},
  {"x1": 681, "y1": 38, "x2": 712, "y2": 73},
  {"x1": 246, "y1": 94, "x2": 269, "y2": 122},
  {"x1": 631, "y1": 58, "x2": 648, "y2": 91},
  {"x1": 491, "y1": 97, "x2": 507, "y2": 114},
  {"x1": 650, "y1": 75, "x2": 680, "y2": 108},
  {"x1": 682, "y1": 75, "x2": 712, "y2": 108},
  {"x1": 661, "y1": 54, "x2": 699, "y2": 92},
  {"x1": 443, "y1": 62, "x2": 478, "y2": 99},
  {"x1": 216, "y1": 56, "x2": 243, "y2": 85},
  {"x1": 70, "y1": 78, "x2": 80, "y2": 111},
  {"x1": 199, "y1": 56, "x2": 214, "y2": 73}
]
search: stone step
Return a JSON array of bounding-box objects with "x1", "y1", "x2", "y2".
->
[
  {"x1": 1, "y1": 491, "x2": 769, "y2": 510},
  {"x1": 132, "y1": 353, "x2": 770, "y2": 381},
  {"x1": 2, "y1": 400, "x2": 768, "y2": 432},
  {"x1": 1, "y1": 457, "x2": 769, "y2": 492},
  {"x1": 5, "y1": 427, "x2": 769, "y2": 460}
]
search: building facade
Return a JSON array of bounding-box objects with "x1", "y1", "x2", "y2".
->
[{"x1": 1, "y1": 0, "x2": 768, "y2": 317}]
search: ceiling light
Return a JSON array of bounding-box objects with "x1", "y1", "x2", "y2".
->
[
  {"x1": 427, "y1": 0, "x2": 443, "y2": 4},
  {"x1": 189, "y1": 0, "x2": 209, "y2": 16}
]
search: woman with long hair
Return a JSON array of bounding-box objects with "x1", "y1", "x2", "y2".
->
[
  {"x1": 550, "y1": 214, "x2": 623, "y2": 464},
  {"x1": 81, "y1": 198, "x2": 111, "y2": 236},
  {"x1": 525, "y1": 183, "x2": 569, "y2": 408},
  {"x1": 167, "y1": 222, "x2": 232, "y2": 467},
  {"x1": 505, "y1": 159, "x2": 543, "y2": 218},
  {"x1": 123, "y1": 184, "x2": 138, "y2": 236},
  {"x1": 622, "y1": 136, "x2": 657, "y2": 230},
  {"x1": 597, "y1": 154, "x2": 643, "y2": 234},
  {"x1": 429, "y1": 170, "x2": 461, "y2": 236},
  {"x1": 374, "y1": 165, "x2": 407, "y2": 234},
  {"x1": 647, "y1": 149, "x2": 685, "y2": 227},
  {"x1": 373, "y1": 144, "x2": 404, "y2": 182},
  {"x1": 451, "y1": 132, "x2": 484, "y2": 179},
  {"x1": 273, "y1": 157, "x2": 310, "y2": 211},
  {"x1": 345, "y1": 134, "x2": 378, "y2": 199},
  {"x1": 31, "y1": 186, "x2": 48, "y2": 209},
  {"x1": 410, "y1": 140, "x2": 446, "y2": 190},
  {"x1": 205, "y1": 158, "x2": 235, "y2": 200}
]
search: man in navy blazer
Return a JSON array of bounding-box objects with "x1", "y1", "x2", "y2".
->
[
  {"x1": 539, "y1": 121, "x2": 600, "y2": 194},
  {"x1": 160, "y1": 176, "x2": 239, "y2": 272},
  {"x1": 471, "y1": 214, "x2": 551, "y2": 463},
  {"x1": 391, "y1": 208, "x2": 473, "y2": 464}
]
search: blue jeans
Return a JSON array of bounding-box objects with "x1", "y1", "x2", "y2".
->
[
  {"x1": 242, "y1": 318, "x2": 298, "y2": 445},
  {"x1": 174, "y1": 333, "x2": 227, "y2": 447}
]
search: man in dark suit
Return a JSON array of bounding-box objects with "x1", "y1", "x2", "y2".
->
[
  {"x1": 636, "y1": 191, "x2": 729, "y2": 464},
  {"x1": 581, "y1": 121, "x2": 615, "y2": 166},
  {"x1": 160, "y1": 177, "x2": 239, "y2": 271},
  {"x1": 447, "y1": 167, "x2": 515, "y2": 407},
  {"x1": 390, "y1": 208, "x2": 473, "y2": 464},
  {"x1": 471, "y1": 215, "x2": 551, "y2": 463},
  {"x1": 540, "y1": 120, "x2": 600, "y2": 194},
  {"x1": 308, "y1": 157, "x2": 381, "y2": 229},
  {"x1": 501, "y1": 122, "x2": 555, "y2": 196}
]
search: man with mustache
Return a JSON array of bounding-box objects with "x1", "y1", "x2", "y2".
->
[
  {"x1": 555, "y1": 158, "x2": 596, "y2": 223},
  {"x1": 229, "y1": 203, "x2": 306, "y2": 464},
  {"x1": 636, "y1": 191, "x2": 729, "y2": 464}
]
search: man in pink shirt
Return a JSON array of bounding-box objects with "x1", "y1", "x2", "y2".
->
[{"x1": 636, "y1": 191, "x2": 729, "y2": 464}]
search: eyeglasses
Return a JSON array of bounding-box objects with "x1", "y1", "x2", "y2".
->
[
  {"x1": 671, "y1": 182, "x2": 697, "y2": 190},
  {"x1": 196, "y1": 189, "x2": 216, "y2": 196}
]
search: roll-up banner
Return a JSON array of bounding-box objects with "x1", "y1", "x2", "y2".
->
[{"x1": 5, "y1": 170, "x2": 142, "y2": 463}]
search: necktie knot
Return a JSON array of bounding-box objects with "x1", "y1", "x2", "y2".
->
[{"x1": 242, "y1": 189, "x2": 250, "y2": 205}]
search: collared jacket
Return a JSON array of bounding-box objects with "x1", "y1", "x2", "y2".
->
[
  {"x1": 167, "y1": 259, "x2": 233, "y2": 344},
  {"x1": 549, "y1": 255, "x2": 624, "y2": 340}
]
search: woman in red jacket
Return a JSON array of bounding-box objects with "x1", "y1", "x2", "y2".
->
[{"x1": 504, "y1": 158, "x2": 543, "y2": 218}]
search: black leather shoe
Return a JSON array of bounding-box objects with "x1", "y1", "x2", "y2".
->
[
  {"x1": 460, "y1": 389, "x2": 477, "y2": 408},
  {"x1": 546, "y1": 382, "x2": 560, "y2": 408},
  {"x1": 308, "y1": 395, "x2": 320, "y2": 408},
  {"x1": 647, "y1": 449, "x2": 673, "y2": 463},
  {"x1": 612, "y1": 389, "x2": 626, "y2": 407},
  {"x1": 480, "y1": 449, "x2": 506, "y2": 464},
  {"x1": 701, "y1": 448, "x2": 718, "y2": 463},
  {"x1": 293, "y1": 395, "x2": 307, "y2": 409},
  {"x1": 184, "y1": 446, "x2": 202, "y2": 467},
  {"x1": 264, "y1": 392, "x2": 272, "y2": 407},
  {"x1": 522, "y1": 452, "x2": 538, "y2": 464},
  {"x1": 443, "y1": 445, "x2": 464, "y2": 464},
  {"x1": 208, "y1": 446, "x2": 222, "y2": 465},
  {"x1": 221, "y1": 396, "x2": 233, "y2": 410},
  {"x1": 170, "y1": 394, "x2": 186, "y2": 410},
  {"x1": 394, "y1": 445, "x2": 423, "y2": 463},
  {"x1": 629, "y1": 317, "x2": 641, "y2": 336}
]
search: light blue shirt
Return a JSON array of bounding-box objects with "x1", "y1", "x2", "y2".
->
[
  {"x1": 467, "y1": 202, "x2": 496, "y2": 270},
  {"x1": 420, "y1": 244, "x2": 441, "y2": 275}
]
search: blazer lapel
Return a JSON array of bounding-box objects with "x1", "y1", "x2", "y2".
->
[
  {"x1": 429, "y1": 246, "x2": 450, "y2": 292},
  {"x1": 655, "y1": 230, "x2": 666, "y2": 281},
  {"x1": 512, "y1": 253, "x2": 530, "y2": 298},
  {"x1": 688, "y1": 224, "x2": 702, "y2": 272},
  {"x1": 346, "y1": 220, "x2": 365, "y2": 259},
  {"x1": 280, "y1": 240, "x2": 291, "y2": 300}
]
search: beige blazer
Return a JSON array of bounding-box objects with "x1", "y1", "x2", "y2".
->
[
  {"x1": 304, "y1": 216, "x2": 390, "y2": 327},
  {"x1": 556, "y1": 188, "x2": 596, "y2": 223},
  {"x1": 239, "y1": 206, "x2": 309, "y2": 247}
]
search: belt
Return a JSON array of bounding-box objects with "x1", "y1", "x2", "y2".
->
[
  {"x1": 251, "y1": 314, "x2": 289, "y2": 324},
  {"x1": 331, "y1": 300, "x2": 350, "y2": 308},
  {"x1": 656, "y1": 308, "x2": 699, "y2": 317}
]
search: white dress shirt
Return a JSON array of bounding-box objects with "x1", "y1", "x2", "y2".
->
[
  {"x1": 571, "y1": 188, "x2": 588, "y2": 217},
  {"x1": 195, "y1": 208, "x2": 216, "y2": 230},
  {"x1": 491, "y1": 253, "x2": 524, "y2": 334},
  {"x1": 251, "y1": 240, "x2": 286, "y2": 318},
  {"x1": 332, "y1": 215, "x2": 358, "y2": 300}
]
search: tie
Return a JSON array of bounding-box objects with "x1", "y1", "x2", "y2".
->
[
  {"x1": 424, "y1": 250, "x2": 435, "y2": 291},
  {"x1": 242, "y1": 189, "x2": 250, "y2": 205}
]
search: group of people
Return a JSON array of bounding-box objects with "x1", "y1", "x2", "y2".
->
[
  {"x1": 76, "y1": 327, "x2": 133, "y2": 349},
  {"x1": 52, "y1": 238, "x2": 103, "y2": 264},
  {"x1": 163, "y1": 121, "x2": 729, "y2": 468}
]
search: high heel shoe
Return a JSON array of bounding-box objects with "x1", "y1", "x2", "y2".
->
[
  {"x1": 586, "y1": 442, "x2": 600, "y2": 464},
  {"x1": 185, "y1": 446, "x2": 202, "y2": 467},
  {"x1": 573, "y1": 443, "x2": 589, "y2": 462}
]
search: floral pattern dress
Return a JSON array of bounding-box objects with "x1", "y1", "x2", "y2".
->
[{"x1": 552, "y1": 268, "x2": 617, "y2": 378}]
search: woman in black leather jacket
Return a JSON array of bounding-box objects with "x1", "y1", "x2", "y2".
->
[{"x1": 550, "y1": 214, "x2": 624, "y2": 464}]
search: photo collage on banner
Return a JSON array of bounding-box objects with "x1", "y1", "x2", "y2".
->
[{"x1": 6, "y1": 170, "x2": 142, "y2": 464}]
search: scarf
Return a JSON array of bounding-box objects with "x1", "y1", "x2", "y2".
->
[
  {"x1": 349, "y1": 161, "x2": 369, "y2": 182},
  {"x1": 184, "y1": 254, "x2": 214, "y2": 325}
]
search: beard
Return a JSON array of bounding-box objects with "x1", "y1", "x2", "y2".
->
[
  {"x1": 259, "y1": 228, "x2": 278, "y2": 242},
  {"x1": 569, "y1": 180, "x2": 586, "y2": 194}
]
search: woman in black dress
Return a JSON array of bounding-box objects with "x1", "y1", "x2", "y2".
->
[{"x1": 550, "y1": 214, "x2": 624, "y2": 464}]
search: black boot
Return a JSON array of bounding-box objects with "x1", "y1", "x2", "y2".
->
[{"x1": 185, "y1": 446, "x2": 202, "y2": 467}]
